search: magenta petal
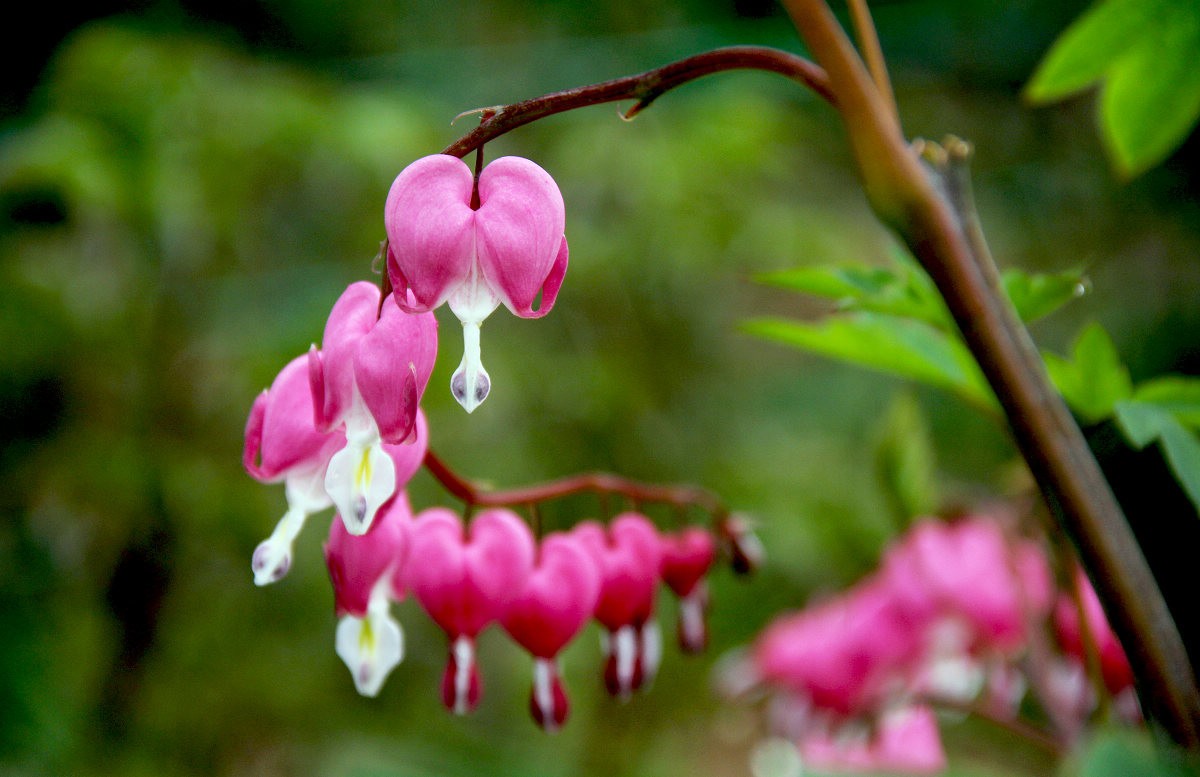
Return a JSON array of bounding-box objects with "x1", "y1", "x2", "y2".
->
[
  {"x1": 384, "y1": 154, "x2": 476, "y2": 312},
  {"x1": 523, "y1": 235, "x2": 569, "y2": 319},
  {"x1": 408, "y1": 507, "x2": 536, "y2": 639},
  {"x1": 475, "y1": 156, "x2": 566, "y2": 316},
  {"x1": 247, "y1": 355, "x2": 341, "y2": 480},
  {"x1": 324, "y1": 492, "x2": 412, "y2": 617},
  {"x1": 659, "y1": 527, "x2": 716, "y2": 598},
  {"x1": 501, "y1": 532, "x2": 601, "y2": 658},
  {"x1": 315, "y1": 282, "x2": 381, "y2": 432},
  {"x1": 354, "y1": 300, "x2": 438, "y2": 443},
  {"x1": 381, "y1": 409, "x2": 429, "y2": 492}
]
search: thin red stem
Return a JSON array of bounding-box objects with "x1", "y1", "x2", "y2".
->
[
  {"x1": 441, "y1": 46, "x2": 833, "y2": 158},
  {"x1": 423, "y1": 448, "x2": 727, "y2": 519}
]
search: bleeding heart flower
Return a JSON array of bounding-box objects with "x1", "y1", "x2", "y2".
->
[
  {"x1": 659, "y1": 527, "x2": 716, "y2": 653},
  {"x1": 385, "y1": 154, "x2": 568, "y2": 413},
  {"x1": 243, "y1": 354, "x2": 345, "y2": 586},
  {"x1": 307, "y1": 281, "x2": 437, "y2": 535},
  {"x1": 501, "y1": 532, "x2": 601, "y2": 731},
  {"x1": 573, "y1": 513, "x2": 663, "y2": 699},
  {"x1": 324, "y1": 492, "x2": 412, "y2": 697},
  {"x1": 406, "y1": 507, "x2": 536, "y2": 714}
]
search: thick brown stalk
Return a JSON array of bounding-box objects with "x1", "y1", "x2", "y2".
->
[
  {"x1": 441, "y1": 46, "x2": 833, "y2": 158},
  {"x1": 781, "y1": 0, "x2": 1200, "y2": 746}
]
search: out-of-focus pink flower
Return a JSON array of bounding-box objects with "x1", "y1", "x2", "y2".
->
[
  {"x1": 406, "y1": 507, "x2": 536, "y2": 714},
  {"x1": 659, "y1": 527, "x2": 716, "y2": 653},
  {"x1": 243, "y1": 354, "x2": 346, "y2": 586},
  {"x1": 753, "y1": 575, "x2": 925, "y2": 718},
  {"x1": 385, "y1": 154, "x2": 568, "y2": 413},
  {"x1": 574, "y1": 513, "x2": 663, "y2": 699},
  {"x1": 881, "y1": 516, "x2": 1052, "y2": 657},
  {"x1": 323, "y1": 492, "x2": 412, "y2": 697},
  {"x1": 501, "y1": 532, "x2": 601, "y2": 731},
  {"x1": 307, "y1": 282, "x2": 437, "y2": 535},
  {"x1": 1054, "y1": 567, "x2": 1135, "y2": 697},
  {"x1": 795, "y1": 705, "x2": 947, "y2": 775}
]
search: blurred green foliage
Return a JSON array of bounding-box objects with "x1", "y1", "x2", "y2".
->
[{"x1": 2, "y1": 2, "x2": 1199, "y2": 776}]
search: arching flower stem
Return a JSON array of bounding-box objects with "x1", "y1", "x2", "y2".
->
[
  {"x1": 441, "y1": 46, "x2": 833, "y2": 159},
  {"x1": 422, "y1": 448, "x2": 727, "y2": 521}
]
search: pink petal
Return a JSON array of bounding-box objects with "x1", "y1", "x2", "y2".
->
[
  {"x1": 659, "y1": 527, "x2": 716, "y2": 597},
  {"x1": 324, "y1": 491, "x2": 412, "y2": 617},
  {"x1": 384, "y1": 154, "x2": 476, "y2": 313},
  {"x1": 314, "y1": 282, "x2": 381, "y2": 433},
  {"x1": 354, "y1": 299, "x2": 438, "y2": 443},
  {"x1": 245, "y1": 355, "x2": 342, "y2": 481},
  {"x1": 501, "y1": 532, "x2": 601, "y2": 658},
  {"x1": 474, "y1": 156, "x2": 566, "y2": 317},
  {"x1": 407, "y1": 507, "x2": 536, "y2": 638}
]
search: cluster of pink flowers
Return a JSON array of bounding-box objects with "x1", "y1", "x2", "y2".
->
[
  {"x1": 326, "y1": 505, "x2": 725, "y2": 729},
  {"x1": 726, "y1": 514, "x2": 1137, "y2": 774},
  {"x1": 242, "y1": 153, "x2": 741, "y2": 729}
]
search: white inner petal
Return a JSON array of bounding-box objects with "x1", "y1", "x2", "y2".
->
[
  {"x1": 452, "y1": 635, "x2": 476, "y2": 715},
  {"x1": 614, "y1": 625, "x2": 637, "y2": 698},
  {"x1": 334, "y1": 603, "x2": 404, "y2": 698},
  {"x1": 251, "y1": 504, "x2": 307, "y2": 586},
  {"x1": 324, "y1": 435, "x2": 395, "y2": 536},
  {"x1": 447, "y1": 255, "x2": 500, "y2": 414},
  {"x1": 640, "y1": 619, "x2": 662, "y2": 689},
  {"x1": 533, "y1": 658, "x2": 558, "y2": 732}
]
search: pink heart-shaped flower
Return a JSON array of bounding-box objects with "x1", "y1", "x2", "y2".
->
[
  {"x1": 385, "y1": 154, "x2": 567, "y2": 318},
  {"x1": 501, "y1": 532, "x2": 601, "y2": 659},
  {"x1": 573, "y1": 513, "x2": 662, "y2": 631},
  {"x1": 406, "y1": 507, "x2": 536, "y2": 638},
  {"x1": 659, "y1": 527, "x2": 716, "y2": 597}
]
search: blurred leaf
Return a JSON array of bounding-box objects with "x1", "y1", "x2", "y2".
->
[
  {"x1": 743, "y1": 314, "x2": 996, "y2": 411},
  {"x1": 1133, "y1": 376, "x2": 1200, "y2": 428},
  {"x1": 1043, "y1": 322, "x2": 1132, "y2": 424},
  {"x1": 1060, "y1": 725, "x2": 1200, "y2": 777},
  {"x1": 873, "y1": 393, "x2": 938, "y2": 524},
  {"x1": 1114, "y1": 401, "x2": 1200, "y2": 513},
  {"x1": 1025, "y1": 0, "x2": 1160, "y2": 100},
  {"x1": 755, "y1": 263, "x2": 953, "y2": 330},
  {"x1": 1026, "y1": 0, "x2": 1200, "y2": 176},
  {"x1": 1001, "y1": 268, "x2": 1088, "y2": 324}
]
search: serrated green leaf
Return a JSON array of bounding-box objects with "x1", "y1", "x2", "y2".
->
[
  {"x1": 743, "y1": 313, "x2": 996, "y2": 410},
  {"x1": 1133, "y1": 376, "x2": 1200, "y2": 428},
  {"x1": 874, "y1": 393, "x2": 938, "y2": 524},
  {"x1": 1114, "y1": 401, "x2": 1200, "y2": 515},
  {"x1": 1100, "y1": 4, "x2": 1200, "y2": 176},
  {"x1": 1025, "y1": 0, "x2": 1163, "y2": 102},
  {"x1": 1001, "y1": 268, "x2": 1088, "y2": 324},
  {"x1": 1043, "y1": 322, "x2": 1132, "y2": 424}
]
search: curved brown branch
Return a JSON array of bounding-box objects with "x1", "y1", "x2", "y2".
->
[
  {"x1": 423, "y1": 448, "x2": 727, "y2": 518},
  {"x1": 441, "y1": 46, "x2": 833, "y2": 158},
  {"x1": 781, "y1": 0, "x2": 1200, "y2": 747}
]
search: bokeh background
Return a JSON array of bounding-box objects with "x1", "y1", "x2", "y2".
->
[{"x1": 3, "y1": 1, "x2": 1198, "y2": 775}]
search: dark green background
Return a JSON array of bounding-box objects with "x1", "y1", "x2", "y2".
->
[{"x1": 2, "y1": 1, "x2": 1198, "y2": 775}]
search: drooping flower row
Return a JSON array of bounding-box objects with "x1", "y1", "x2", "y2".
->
[
  {"x1": 325, "y1": 499, "x2": 724, "y2": 729},
  {"x1": 242, "y1": 153, "x2": 750, "y2": 729},
  {"x1": 723, "y1": 514, "x2": 1138, "y2": 774}
]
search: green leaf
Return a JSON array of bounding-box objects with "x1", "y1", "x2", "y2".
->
[
  {"x1": 743, "y1": 313, "x2": 996, "y2": 410},
  {"x1": 1114, "y1": 401, "x2": 1200, "y2": 513},
  {"x1": 755, "y1": 264, "x2": 952, "y2": 330},
  {"x1": 1042, "y1": 322, "x2": 1132, "y2": 424},
  {"x1": 1025, "y1": 0, "x2": 1162, "y2": 101},
  {"x1": 1001, "y1": 268, "x2": 1088, "y2": 324},
  {"x1": 873, "y1": 393, "x2": 938, "y2": 524},
  {"x1": 1026, "y1": 0, "x2": 1200, "y2": 176},
  {"x1": 1133, "y1": 376, "x2": 1200, "y2": 428},
  {"x1": 1100, "y1": 5, "x2": 1200, "y2": 176}
]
